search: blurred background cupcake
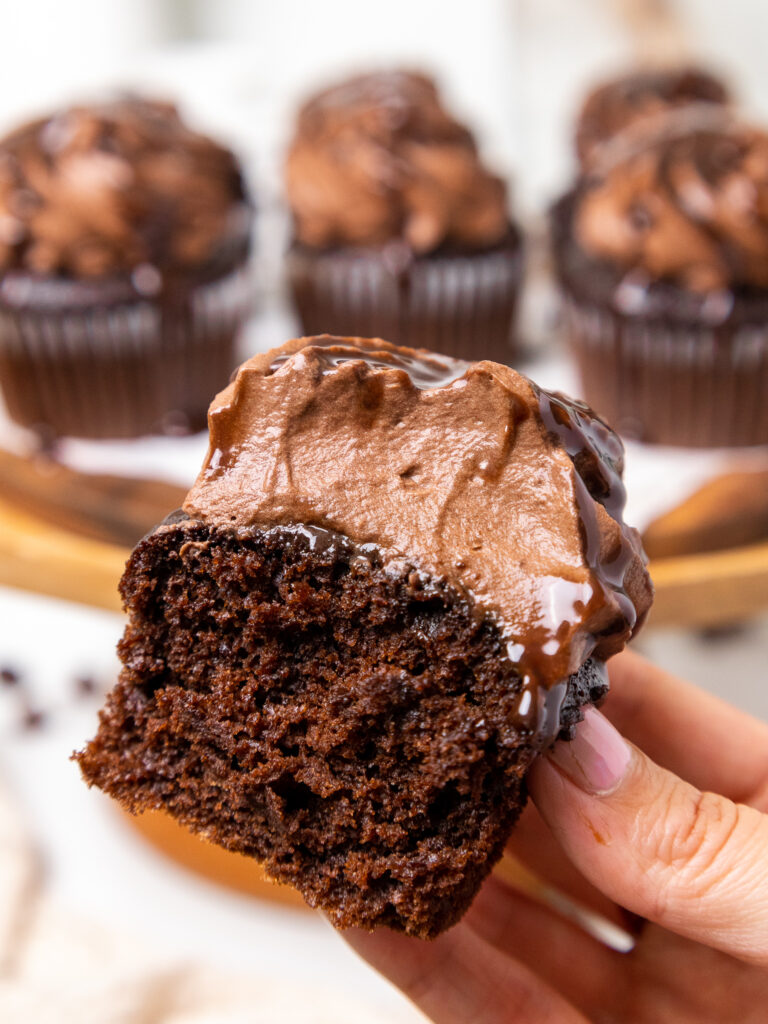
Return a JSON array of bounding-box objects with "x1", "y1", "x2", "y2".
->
[
  {"x1": 0, "y1": 97, "x2": 253, "y2": 440},
  {"x1": 284, "y1": 70, "x2": 522, "y2": 363},
  {"x1": 552, "y1": 103, "x2": 768, "y2": 447},
  {"x1": 574, "y1": 65, "x2": 731, "y2": 168}
]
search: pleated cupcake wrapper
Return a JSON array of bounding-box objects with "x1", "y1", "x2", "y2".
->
[
  {"x1": 563, "y1": 296, "x2": 768, "y2": 447},
  {"x1": 288, "y1": 245, "x2": 523, "y2": 363},
  {"x1": 0, "y1": 264, "x2": 253, "y2": 440}
]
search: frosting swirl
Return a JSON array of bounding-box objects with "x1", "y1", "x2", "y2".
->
[
  {"x1": 184, "y1": 336, "x2": 652, "y2": 707},
  {"x1": 0, "y1": 98, "x2": 249, "y2": 278},
  {"x1": 285, "y1": 71, "x2": 509, "y2": 253},
  {"x1": 573, "y1": 107, "x2": 768, "y2": 292},
  {"x1": 575, "y1": 66, "x2": 730, "y2": 167}
]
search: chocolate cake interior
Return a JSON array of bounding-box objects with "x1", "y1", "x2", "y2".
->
[{"x1": 76, "y1": 515, "x2": 607, "y2": 938}]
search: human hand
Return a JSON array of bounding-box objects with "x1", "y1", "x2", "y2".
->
[{"x1": 344, "y1": 650, "x2": 768, "y2": 1022}]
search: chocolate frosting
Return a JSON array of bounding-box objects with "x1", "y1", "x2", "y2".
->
[
  {"x1": 572, "y1": 106, "x2": 768, "y2": 292},
  {"x1": 284, "y1": 72, "x2": 509, "y2": 253},
  {"x1": 0, "y1": 98, "x2": 249, "y2": 278},
  {"x1": 184, "y1": 336, "x2": 652, "y2": 736},
  {"x1": 575, "y1": 67, "x2": 730, "y2": 167}
]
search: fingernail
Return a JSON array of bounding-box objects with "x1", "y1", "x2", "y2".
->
[{"x1": 547, "y1": 708, "x2": 632, "y2": 795}]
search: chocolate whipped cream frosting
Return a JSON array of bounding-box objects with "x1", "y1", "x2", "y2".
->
[
  {"x1": 0, "y1": 98, "x2": 249, "y2": 278},
  {"x1": 573, "y1": 107, "x2": 768, "y2": 292},
  {"x1": 184, "y1": 336, "x2": 652, "y2": 727},
  {"x1": 285, "y1": 72, "x2": 509, "y2": 253},
  {"x1": 575, "y1": 67, "x2": 730, "y2": 167}
]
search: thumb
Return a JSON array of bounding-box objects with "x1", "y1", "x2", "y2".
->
[{"x1": 528, "y1": 708, "x2": 768, "y2": 966}]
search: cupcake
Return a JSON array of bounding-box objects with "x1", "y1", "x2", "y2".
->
[
  {"x1": 76, "y1": 335, "x2": 652, "y2": 938},
  {"x1": 575, "y1": 66, "x2": 730, "y2": 168},
  {"x1": 553, "y1": 106, "x2": 768, "y2": 447},
  {"x1": 284, "y1": 72, "x2": 522, "y2": 363},
  {"x1": 0, "y1": 98, "x2": 252, "y2": 439}
]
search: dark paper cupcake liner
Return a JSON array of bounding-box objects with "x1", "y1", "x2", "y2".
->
[
  {"x1": 561, "y1": 296, "x2": 768, "y2": 447},
  {"x1": 551, "y1": 190, "x2": 768, "y2": 448},
  {"x1": 287, "y1": 235, "x2": 523, "y2": 364},
  {"x1": 0, "y1": 262, "x2": 253, "y2": 440}
]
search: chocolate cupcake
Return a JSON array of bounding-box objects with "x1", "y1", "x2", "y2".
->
[
  {"x1": 76, "y1": 336, "x2": 652, "y2": 938},
  {"x1": 553, "y1": 107, "x2": 768, "y2": 447},
  {"x1": 0, "y1": 98, "x2": 252, "y2": 439},
  {"x1": 285, "y1": 72, "x2": 522, "y2": 363},
  {"x1": 575, "y1": 66, "x2": 730, "y2": 168}
]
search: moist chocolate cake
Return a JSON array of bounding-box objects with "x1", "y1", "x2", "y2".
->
[{"x1": 76, "y1": 336, "x2": 652, "y2": 937}]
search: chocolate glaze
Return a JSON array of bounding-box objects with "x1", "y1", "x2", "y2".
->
[
  {"x1": 184, "y1": 336, "x2": 652, "y2": 744},
  {"x1": 268, "y1": 337, "x2": 470, "y2": 390},
  {"x1": 535, "y1": 387, "x2": 645, "y2": 636}
]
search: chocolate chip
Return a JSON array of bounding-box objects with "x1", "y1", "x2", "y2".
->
[
  {"x1": 0, "y1": 665, "x2": 21, "y2": 686},
  {"x1": 21, "y1": 707, "x2": 46, "y2": 731},
  {"x1": 74, "y1": 676, "x2": 97, "y2": 698},
  {"x1": 628, "y1": 201, "x2": 652, "y2": 231}
]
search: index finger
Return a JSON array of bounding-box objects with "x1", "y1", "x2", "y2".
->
[{"x1": 602, "y1": 649, "x2": 768, "y2": 807}]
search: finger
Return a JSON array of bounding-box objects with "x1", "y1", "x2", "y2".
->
[
  {"x1": 463, "y1": 874, "x2": 628, "y2": 1018},
  {"x1": 505, "y1": 802, "x2": 631, "y2": 930},
  {"x1": 343, "y1": 921, "x2": 589, "y2": 1024},
  {"x1": 530, "y1": 708, "x2": 768, "y2": 967},
  {"x1": 604, "y1": 650, "x2": 768, "y2": 806}
]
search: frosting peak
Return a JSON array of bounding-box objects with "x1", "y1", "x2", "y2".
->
[
  {"x1": 574, "y1": 107, "x2": 768, "y2": 292},
  {"x1": 0, "y1": 97, "x2": 249, "y2": 278},
  {"x1": 284, "y1": 72, "x2": 509, "y2": 253},
  {"x1": 575, "y1": 66, "x2": 730, "y2": 167},
  {"x1": 185, "y1": 336, "x2": 652, "y2": 701}
]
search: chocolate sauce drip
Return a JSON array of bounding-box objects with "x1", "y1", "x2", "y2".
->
[{"x1": 535, "y1": 385, "x2": 642, "y2": 638}]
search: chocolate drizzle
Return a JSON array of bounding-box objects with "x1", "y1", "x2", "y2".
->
[
  {"x1": 535, "y1": 386, "x2": 641, "y2": 628},
  {"x1": 185, "y1": 336, "x2": 652, "y2": 747}
]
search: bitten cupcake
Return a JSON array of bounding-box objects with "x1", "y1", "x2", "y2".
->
[
  {"x1": 553, "y1": 107, "x2": 768, "y2": 447},
  {"x1": 77, "y1": 336, "x2": 651, "y2": 938},
  {"x1": 0, "y1": 98, "x2": 252, "y2": 439},
  {"x1": 574, "y1": 66, "x2": 730, "y2": 168},
  {"x1": 285, "y1": 71, "x2": 522, "y2": 363}
]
